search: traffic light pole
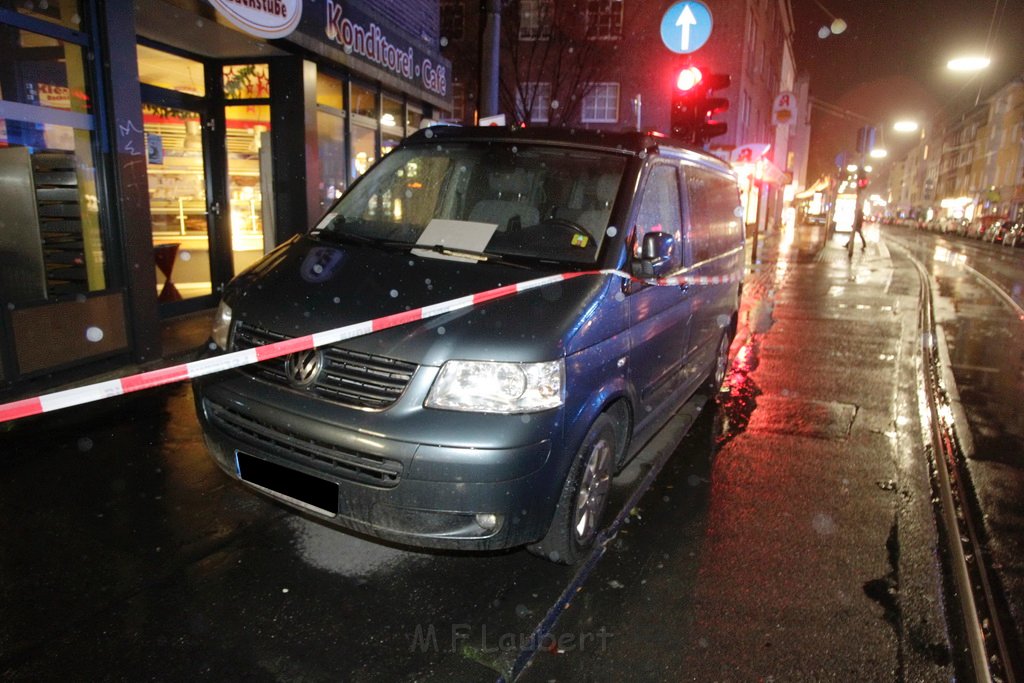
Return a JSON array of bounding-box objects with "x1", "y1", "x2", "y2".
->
[{"x1": 479, "y1": 0, "x2": 501, "y2": 118}]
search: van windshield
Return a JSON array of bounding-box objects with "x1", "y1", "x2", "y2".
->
[{"x1": 315, "y1": 141, "x2": 628, "y2": 265}]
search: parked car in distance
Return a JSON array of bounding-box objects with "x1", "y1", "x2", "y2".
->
[
  {"x1": 968, "y1": 214, "x2": 1006, "y2": 240},
  {"x1": 984, "y1": 220, "x2": 1012, "y2": 244},
  {"x1": 192, "y1": 126, "x2": 745, "y2": 564},
  {"x1": 1003, "y1": 222, "x2": 1024, "y2": 248}
]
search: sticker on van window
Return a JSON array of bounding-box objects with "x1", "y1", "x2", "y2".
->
[
  {"x1": 571, "y1": 233, "x2": 590, "y2": 248},
  {"x1": 301, "y1": 247, "x2": 345, "y2": 283}
]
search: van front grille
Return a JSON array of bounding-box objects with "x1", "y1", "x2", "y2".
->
[
  {"x1": 204, "y1": 398, "x2": 402, "y2": 488},
  {"x1": 232, "y1": 322, "x2": 417, "y2": 410}
]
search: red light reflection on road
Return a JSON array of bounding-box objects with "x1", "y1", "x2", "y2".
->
[{"x1": 715, "y1": 337, "x2": 762, "y2": 449}]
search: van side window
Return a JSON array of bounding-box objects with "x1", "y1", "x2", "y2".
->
[
  {"x1": 684, "y1": 171, "x2": 712, "y2": 263},
  {"x1": 685, "y1": 167, "x2": 742, "y2": 262},
  {"x1": 632, "y1": 164, "x2": 682, "y2": 268}
]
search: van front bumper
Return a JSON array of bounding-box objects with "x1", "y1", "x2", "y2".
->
[{"x1": 194, "y1": 380, "x2": 567, "y2": 551}]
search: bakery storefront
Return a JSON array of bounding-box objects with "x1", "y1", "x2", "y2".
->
[{"x1": 0, "y1": 0, "x2": 449, "y2": 389}]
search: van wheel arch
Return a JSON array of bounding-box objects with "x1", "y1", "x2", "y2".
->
[{"x1": 527, "y1": 402, "x2": 629, "y2": 564}]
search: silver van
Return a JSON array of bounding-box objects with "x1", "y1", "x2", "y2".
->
[{"x1": 193, "y1": 127, "x2": 744, "y2": 563}]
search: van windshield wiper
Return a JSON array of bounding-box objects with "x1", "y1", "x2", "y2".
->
[
  {"x1": 314, "y1": 230, "x2": 409, "y2": 251},
  {"x1": 413, "y1": 243, "x2": 531, "y2": 269},
  {"x1": 314, "y1": 229, "x2": 531, "y2": 269}
]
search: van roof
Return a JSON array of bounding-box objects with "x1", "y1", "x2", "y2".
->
[{"x1": 404, "y1": 125, "x2": 733, "y2": 174}]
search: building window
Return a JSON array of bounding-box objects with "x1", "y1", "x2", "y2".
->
[
  {"x1": 739, "y1": 90, "x2": 752, "y2": 137},
  {"x1": 445, "y1": 82, "x2": 466, "y2": 123},
  {"x1": 0, "y1": 20, "x2": 108, "y2": 302},
  {"x1": 519, "y1": 0, "x2": 553, "y2": 40},
  {"x1": 440, "y1": 0, "x2": 464, "y2": 41},
  {"x1": 315, "y1": 72, "x2": 347, "y2": 209},
  {"x1": 381, "y1": 94, "x2": 404, "y2": 156},
  {"x1": 586, "y1": 0, "x2": 623, "y2": 39},
  {"x1": 582, "y1": 83, "x2": 619, "y2": 123},
  {"x1": 517, "y1": 82, "x2": 551, "y2": 123}
]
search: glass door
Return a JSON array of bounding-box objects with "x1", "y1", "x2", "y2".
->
[
  {"x1": 138, "y1": 44, "x2": 220, "y2": 314},
  {"x1": 142, "y1": 102, "x2": 213, "y2": 304}
]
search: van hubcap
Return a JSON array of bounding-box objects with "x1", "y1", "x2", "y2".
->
[{"x1": 573, "y1": 437, "x2": 612, "y2": 544}]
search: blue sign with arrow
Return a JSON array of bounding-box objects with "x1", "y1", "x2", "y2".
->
[{"x1": 660, "y1": 1, "x2": 713, "y2": 54}]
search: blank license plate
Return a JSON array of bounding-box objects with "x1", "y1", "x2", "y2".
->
[{"x1": 236, "y1": 451, "x2": 339, "y2": 516}]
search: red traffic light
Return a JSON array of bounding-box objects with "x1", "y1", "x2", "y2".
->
[{"x1": 676, "y1": 66, "x2": 703, "y2": 92}]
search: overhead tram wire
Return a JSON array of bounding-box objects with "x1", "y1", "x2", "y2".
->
[{"x1": 975, "y1": 0, "x2": 1008, "y2": 105}]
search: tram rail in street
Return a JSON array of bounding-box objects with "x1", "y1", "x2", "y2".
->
[{"x1": 891, "y1": 236, "x2": 1019, "y2": 683}]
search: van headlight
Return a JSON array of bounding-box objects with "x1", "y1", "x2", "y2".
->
[
  {"x1": 211, "y1": 301, "x2": 233, "y2": 350},
  {"x1": 425, "y1": 360, "x2": 564, "y2": 413}
]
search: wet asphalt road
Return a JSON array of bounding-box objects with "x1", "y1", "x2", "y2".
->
[
  {"x1": 883, "y1": 225, "x2": 1024, "y2": 665},
  {"x1": 0, "y1": 224, "x2": 962, "y2": 681}
]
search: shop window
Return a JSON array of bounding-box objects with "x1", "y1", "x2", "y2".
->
[
  {"x1": 1, "y1": 29, "x2": 91, "y2": 115},
  {"x1": 349, "y1": 82, "x2": 377, "y2": 183},
  {"x1": 316, "y1": 72, "x2": 346, "y2": 209},
  {"x1": 351, "y1": 124, "x2": 375, "y2": 180},
  {"x1": 406, "y1": 106, "x2": 423, "y2": 135},
  {"x1": 316, "y1": 71, "x2": 343, "y2": 110},
  {"x1": 223, "y1": 63, "x2": 270, "y2": 100},
  {"x1": 0, "y1": 0, "x2": 82, "y2": 30},
  {"x1": 0, "y1": 23, "x2": 106, "y2": 303},
  {"x1": 381, "y1": 95, "x2": 403, "y2": 156},
  {"x1": 137, "y1": 44, "x2": 205, "y2": 96},
  {"x1": 350, "y1": 82, "x2": 377, "y2": 120}
]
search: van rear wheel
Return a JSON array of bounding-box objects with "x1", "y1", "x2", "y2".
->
[{"x1": 528, "y1": 414, "x2": 616, "y2": 565}]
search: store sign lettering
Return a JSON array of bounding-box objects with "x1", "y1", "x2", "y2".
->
[
  {"x1": 37, "y1": 83, "x2": 71, "y2": 109},
  {"x1": 324, "y1": 0, "x2": 447, "y2": 98},
  {"x1": 209, "y1": 0, "x2": 302, "y2": 39},
  {"x1": 420, "y1": 59, "x2": 446, "y2": 98}
]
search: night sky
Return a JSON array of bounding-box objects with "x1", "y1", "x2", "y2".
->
[{"x1": 789, "y1": 0, "x2": 1024, "y2": 181}]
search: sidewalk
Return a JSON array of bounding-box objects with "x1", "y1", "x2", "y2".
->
[{"x1": 520, "y1": 223, "x2": 954, "y2": 681}]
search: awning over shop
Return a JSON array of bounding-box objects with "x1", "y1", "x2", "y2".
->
[{"x1": 795, "y1": 177, "x2": 830, "y2": 199}]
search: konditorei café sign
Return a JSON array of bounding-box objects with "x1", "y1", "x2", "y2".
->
[{"x1": 206, "y1": 0, "x2": 451, "y2": 108}]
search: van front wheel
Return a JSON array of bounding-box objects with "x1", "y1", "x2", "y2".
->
[
  {"x1": 528, "y1": 414, "x2": 616, "y2": 565},
  {"x1": 705, "y1": 330, "x2": 732, "y2": 394}
]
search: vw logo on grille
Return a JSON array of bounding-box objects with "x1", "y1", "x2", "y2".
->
[{"x1": 285, "y1": 349, "x2": 324, "y2": 387}]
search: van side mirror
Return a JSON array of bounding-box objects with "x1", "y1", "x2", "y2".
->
[{"x1": 631, "y1": 231, "x2": 675, "y2": 278}]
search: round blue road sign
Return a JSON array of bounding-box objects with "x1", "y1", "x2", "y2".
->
[{"x1": 660, "y1": 1, "x2": 713, "y2": 55}]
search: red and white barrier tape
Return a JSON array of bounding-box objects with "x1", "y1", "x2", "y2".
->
[{"x1": 0, "y1": 268, "x2": 742, "y2": 424}]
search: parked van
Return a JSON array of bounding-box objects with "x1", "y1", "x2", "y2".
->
[{"x1": 193, "y1": 127, "x2": 744, "y2": 564}]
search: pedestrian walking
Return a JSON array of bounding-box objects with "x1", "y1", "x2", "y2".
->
[{"x1": 846, "y1": 206, "x2": 866, "y2": 256}]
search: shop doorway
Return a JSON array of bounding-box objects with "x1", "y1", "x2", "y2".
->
[
  {"x1": 142, "y1": 98, "x2": 215, "y2": 307},
  {"x1": 137, "y1": 44, "x2": 277, "y2": 317}
]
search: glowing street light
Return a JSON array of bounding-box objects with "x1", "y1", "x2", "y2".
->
[
  {"x1": 893, "y1": 120, "x2": 919, "y2": 133},
  {"x1": 869, "y1": 148, "x2": 888, "y2": 159},
  {"x1": 947, "y1": 56, "x2": 991, "y2": 72}
]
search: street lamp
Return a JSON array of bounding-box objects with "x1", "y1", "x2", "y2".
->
[
  {"x1": 947, "y1": 56, "x2": 990, "y2": 72},
  {"x1": 893, "y1": 120, "x2": 919, "y2": 133},
  {"x1": 869, "y1": 148, "x2": 888, "y2": 159}
]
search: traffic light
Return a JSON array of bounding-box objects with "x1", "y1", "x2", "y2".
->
[
  {"x1": 700, "y1": 72, "x2": 730, "y2": 142},
  {"x1": 669, "y1": 67, "x2": 730, "y2": 146},
  {"x1": 670, "y1": 66, "x2": 703, "y2": 142}
]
